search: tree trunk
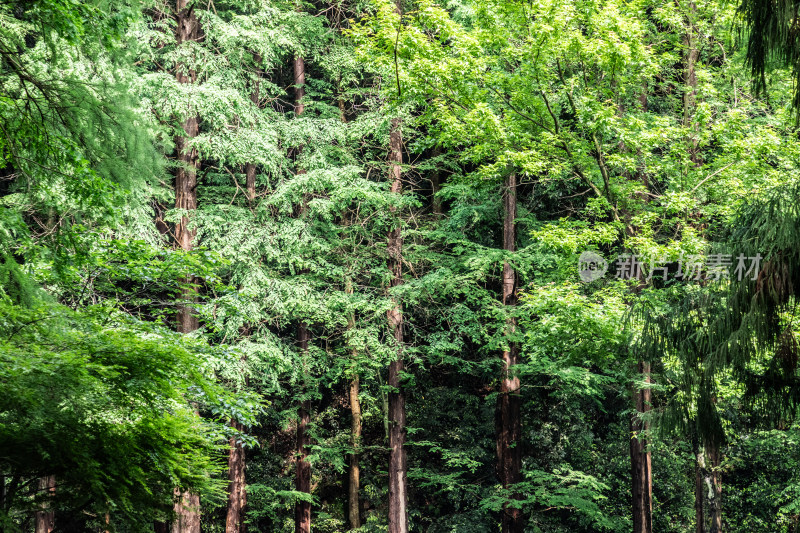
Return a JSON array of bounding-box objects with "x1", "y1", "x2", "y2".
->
[
  {"x1": 495, "y1": 173, "x2": 524, "y2": 533},
  {"x1": 171, "y1": 2, "x2": 202, "y2": 531},
  {"x1": 295, "y1": 327, "x2": 312, "y2": 533},
  {"x1": 224, "y1": 51, "x2": 261, "y2": 533},
  {"x1": 349, "y1": 374, "x2": 362, "y2": 530},
  {"x1": 173, "y1": 489, "x2": 200, "y2": 533},
  {"x1": 34, "y1": 475, "x2": 55, "y2": 533},
  {"x1": 174, "y1": 0, "x2": 200, "y2": 335},
  {"x1": 291, "y1": 51, "x2": 312, "y2": 533},
  {"x1": 706, "y1": 441, "x2": 723, "y2": 533},
  {"x1": 294, "y1": 55, "x2": 305, "y2": 117},
  {"x1": 430, "y1": 146, "x2": 443, "y2": 215},
  {"x1": 695, "y1": 448, "x2": 705, "y2": 533},
  {"x1": 682, "y1": 0, "x2": 701, "y2": 166},
  {"x1": 244, "y1": 53, "x2": 262, "y2": 202},
  {"x1": 630, "y1": 361, "x2": 652, "y2": 533},
  {"x1": 346, "y1": 279, "x2": 362, "y2": 530},
  {"x1": 387, "y1": 115, "x2": 408, "y2": 533},
  {"x1": 226, "y1": 420, "x2": 247, "y2": 533},
  {"x1": 386, "y1": 14, "x2": 408, "y2": 533}
]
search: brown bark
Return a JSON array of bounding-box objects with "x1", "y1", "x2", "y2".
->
[
  {"x1": 34, "y1": 475, "x2": 55, "y2": 533},
  {"x1": 682, "y1": 1, "x2": 701, "y2": 166},
  {"x1": 706, "y1": 441, "x2": 723, "y2": 533},
  {"x1": 170, "y1": 2, "x2": 202, "y2": 531},
  {"x1": 346, "y1": 279, "x2": 362, "y2": 530},
  {"x1": 244, "y1": 56, "x2": 261, "y2": 201},
  {"x1": 174, "y1": 0, "x2": 200, "y2": 334},
  {"x1": 495, "y1": 173, "x2": 524, "y2": 533},
  {"x1": 695, "y1": 449, "x2": 705, "y2": 533},
  {"x1": 291, "y1": 50, "x2": 312, "y2": 533},
  {"x1": 225, "y1": 420, "x2": 247, "y2": 533},
  {"x1": 173, "y1": 490, "x2": 200, "y2": 533},
  {"x1": 224, "y1": 53, "x2": 261, "y2": 533},
  {"x1": 244, "y1": 162, "x2": 257, "y2": 202},
  {"x1": 349, "y1": 375, "x2": 362, "y2": 530},
  {"x1": 294, "y1": 56, "x2": 306, "y2": 180},
  {"x1": 294, "y1": 55, "x2": 305, "y2": 117},
  {"x1": 387, "y1": 116, "x2": 408, "y2": 533},
  {"x1": 295, "y1": 326, "x2": 312, "y2": 533},
  {"x1": 630, "y1": 361, "x2": 652, "y2": 533}
]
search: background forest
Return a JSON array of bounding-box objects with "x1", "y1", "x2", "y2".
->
[{"x1": 2, "y1": 0, "x2": 800, "y2": 532}]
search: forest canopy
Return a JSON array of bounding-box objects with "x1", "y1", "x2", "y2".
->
[{"x1": 2, "y1": 0, "x2": 800, "y2": 532}]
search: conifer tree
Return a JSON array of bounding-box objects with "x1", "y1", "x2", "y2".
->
[
  {"x1": 496, "y1": 173, "x2": 523, "y2": 533},
  {"x1": 171, "y1": 1, "x2": 203, "y2": 530}
]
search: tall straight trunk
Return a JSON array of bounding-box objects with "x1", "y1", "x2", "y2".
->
[
  {"x1": 705, "y1": 441, "x2": 722, "y2": 533},
  {"x1": 295, "y1": 325, "x2": 312, "y2": 533},
  {"x1": 294, "y1": 55, "x2": 305, "y2": 117},
  {"x1": 292, "y1": 53, "x2": 312, "y2": 533},
  {"x1": 695, "y1": 447, "x2": 705, "y2": 533},
  {"x1": 346, "y1": 279, "x2": 362, "y2": 530},
  {"x1": 225, "y1": 53, "x2": 261, "y2": 533},
  {"x1": 496, "y1": 173, "x2": 524, "y2": 533},
  {"x1": 629, "y1": 79, "x2": 654, "y2": 533},
  {"x1": 630, "y1": 361, "x2": 652, "y2": 533},
  {"x1": 430, "y1": 146, "x2": 443, "y2": 215},
  {"x1": 342, "y1": 109, "x2": 361, "y2": 533},
  {"x1": 682, "y1": 1, "x2": 701, "y2": 166},
  {"x1": 387, "y1": 116, "x2": 408, "y2": 533},
  {"x1": 171, "y1": 1, "x2": 201, "y2": 531},
  {"x1": 245, "y1": 53, "x2": 262, "y2": 202},
  {"x1": 386, "y1": 6, "x2": 408, "y2": 528},
  {"x1": 348, "y1": 374, "x2": 362, "y2": 529},
  {"x1": 174, "y1": 0, "x2": 200, "y2": 332},
  {"x1": 225, "y1": 419, "x2": 246, "y2": 533},
  {"x1": 34, "y1": 475, "x2": 55, "y2": 533}
]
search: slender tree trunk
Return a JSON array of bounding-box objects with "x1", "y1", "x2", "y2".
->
[
  {"x1": 174, "y1": 0, "x2": 200, "y2": 335},
  {"x1": 706, "y1": 441, "x2": 723, "y2": 533},
  {"x1": 225, "y1": 52, "x2": 261, "y2": 533},
  {"x1": 346, "y1": 279, "x2": 362, "y2": 530},
  {"x1": 430, "y1": 146, "x2": 443, "y2": 215},
  {"x1": 682, "y1": 0, "x2": 701, "y2": 166},
  {"x1": 244, "y1": 53, "x2": 262, "y2": 202},
  {"x1": 386, "y1": 9, "x2": 408, "y2": 530},
  {"x1": 695, "y1": 448, "x2": 705, "y2": 533},
  {"x1": 171, "y1": 2, "x2": 201, "y2": 531},
  {"x1": 294, "y1": 55, "x2": 305, "y2": 117},
  {"x1": 630, "y1": 361, "x2": 652, "y2": 533},
  {"x1": 291, "y1": 52, "x2": 313, "y2": 533},
  {"x1": 387, "y1": 115, "x2": 408, "y2": 533},
  {"x1": 495, "y1": 173, "x2": 524, "y2": 533},
  {"x1": 295, "y1": 325, "x2": 312, "y2": 533},
  {"x1": 349, "y1": 374, "x2": 362, "y2": 529},
  {"x1": 225, "y1": 420, "x2": 247, "y2": 533},
  {"x1": 34, "y1": 475, "x2": 55, "y2": 533}
]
